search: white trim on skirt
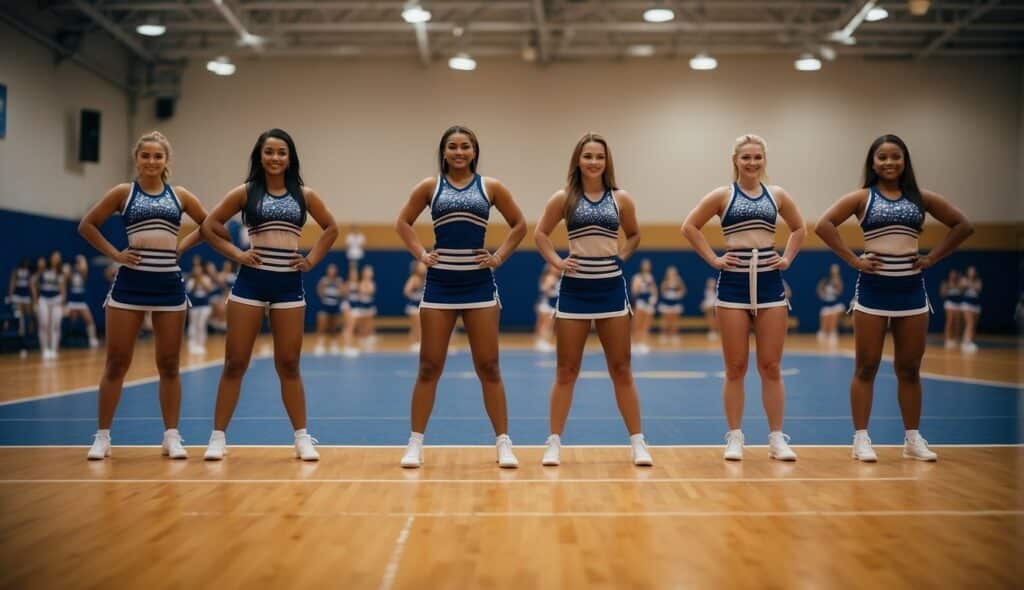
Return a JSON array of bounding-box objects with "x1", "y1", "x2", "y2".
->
[
  {"x1": 851, "y1": 302, "x2": 929, "y2": 317},
  {"x1": 716, "y1": 300, "x2": 789, "y2": 311},
  {"x1": 228, "y1": 293, "x2": 306, "y2": 310},
  {"x1": 420, "y1": 299, "x2": 499, "y2": 310},
  {"x1": 104, "y1": 295, "x2": 188, "y2": 312}
]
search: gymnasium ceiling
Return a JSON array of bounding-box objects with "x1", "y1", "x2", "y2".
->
[{"x1": 3, "y1": 1, "x2": 1023, "y2": 93}]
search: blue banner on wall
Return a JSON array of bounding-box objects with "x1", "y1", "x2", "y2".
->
[{"x1": 0, "y1": 83, "x2": 6, "y2": 138}]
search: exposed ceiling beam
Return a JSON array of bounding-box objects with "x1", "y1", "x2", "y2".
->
[
  {"x1": 531, "y1": 0, "x2": 551, "y2": 62},
  {"x1": 0, "y1": 5, "x2": 135, "y2": 92},
  {"x1": 69, "y1": 0, "x2": 156, "y2": 63},
  {"x1": 414, "y1": 22, "x2": 430, "y2": 66},
  {"x1": 210, "y1": 0, "x2": 264, "y2": 54},
  {"x1": 916, "y1": 0, "x2": 1003, "y2": 59}
]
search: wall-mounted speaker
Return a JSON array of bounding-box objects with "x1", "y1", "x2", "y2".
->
[
  {"x1": 78, "y1": 109, "x2": 100, "y2": 163},
  {"x1": 155, "y1": 97, "x2": 175, "y2": 120}
]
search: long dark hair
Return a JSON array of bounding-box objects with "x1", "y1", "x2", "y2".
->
[
  {"x1": 862, "y1": 134, "x2": 922, "y2": 211},
  {"x1": 243, "y1": 128, "x2": 306, "y2": 225},
  {"x1": 438, "y1": 125, "x2": 479, "y2": 174},
  {"x1": 564, "y1": 132, "x2": 618, "y2": 222}
]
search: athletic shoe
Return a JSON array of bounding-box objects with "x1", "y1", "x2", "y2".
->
[
  {"x1": 707, "y1": 331, "x2": 719, "y2": 341},
  {"x1": 903, "y1": 434, "x2": 938, "y2": 462},
  {"x1": 496, "y1": 434, "x2": 519, "y2": 468},
  {"x1": 723, "y1": 430, "x2": 744, "y2": 461},
  {"x1": 294, "y1": 431, "x2": 320, "y2": 461},
  {"x1": 313, "y1": 344, "x2": 326, "y2": 356},
  {"x1": 768, "y1": 432, "x2": 797, "y2": 461},
  {"x1": 161, "y1": 429, "x2": 188, "y2": 460},
  {"x1": 631, "y1": 434, "x2": 653, "y2": 466},
  {"x1": 342, "y1": 347, "x2": 360, "y2": 358},
  {"x1": 204, "y1": 431, "x2": 227, "y2": 461},
  {"x1": 401, "y1": 435, "x2": 424, "y2": 468},
  {"x1": 960, "y1": 341, "x2": 978, "y2": 354},
  {"x1": 541, "y1": 434, "x2": 561, "y2": 466},
  {"x1": 852, "y1": 431, "x2": 878, "y2": 462},
  {"x1": 86, "y1": 431, "x2": 111, "y2": 460},
  {"x1": 828, "y1": 333, "x2": 839, "y2": 348},
  {"x1": 944, "y1": 339, "x2": 957, "y2": 350}
]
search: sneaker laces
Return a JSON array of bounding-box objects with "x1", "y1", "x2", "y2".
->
[
  {"x1": 771, "y1": 433, "x2": 791, "y2": 446},
  {"x1": 296, "y1": 434, "x2": 319, "y2": 446},
  {"x1": 724, "y1": 431, "x2": 743, "y2": 445}
]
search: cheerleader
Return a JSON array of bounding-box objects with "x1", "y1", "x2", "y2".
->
[
  {"x1": 699, "y1": 277, "x2": 719, "y2": 340},
  {"x1": 959, "y1": 266, "x2": 982, "y2": 353},
  {"x1": 403, "y1": 261, "x2": 426, "y2": 352},
  {"x1": 534, "y1": 132, "x2": 653, "y2": 467},
  {"x1": 939, "y1": 269, "x2": 962, "y2": 349},
  {"x1": 533, "y1": 264, "x2": 559, "y2": 352},
  {"x1": 682, "y1": 134, "x2": 805, "y2": 462},
  {"x1": 186, "y1": 262, "x2": 214, "y2": 355},
  {"x1": 340, "y1": 261, "x2": 361, "y2": 357},
  {"x1": 7, "y1": 259, "x2": 35, "y2": 355},
  {"x1": 33, "y1": 251, "x2": 66, "y2": 360},
  {"x1": 314, "y1": 263, "x2": 345, "y2": 355},
  {"x1": 816, "y1": 263, "x2": 845, "y2": 347},
  {"x1": 656, "y1": 266, "x2": 686, "y2": 342},
  {"x1": 200, "y1": 128, "x2": 338, "y2": 461},
  {"x1": 394, "y1": 125, "x2": 527, "y2": 468},
  {"x1": 815, "y1": 134, "x2": 973, "y2": 462},
  {"x1": 65, "y1": 255, "x2": 99, "y2": 348},
  {"x1": 353, "y1": 265, "x2": 377, "y2": 349},
  {"x1": 630, "y1": 259, "x2": 657, "y2": 354},
  {"x1": 78, "y1": 130, "x2": 207, "y2": 460}
]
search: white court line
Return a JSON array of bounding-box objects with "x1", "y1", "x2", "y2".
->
[
  {"x1": 0, "y1": 357, "x2": 227, "y2": 407},
  {"x1": 379, "y1": 516, "x2": 415, "y2": 590},
  {"x1": 178, "y1": 509, "x2": 1023, "y2": 518},
  {"x1": 1, "y1": 414, "x2": 1015, "y2": 422},
  {"x1": 0, "y1": 477, "x2": 919, "y2": 484},
  {"x1": 2, "y1": 443, "x2": 1021, "y2": 449}
]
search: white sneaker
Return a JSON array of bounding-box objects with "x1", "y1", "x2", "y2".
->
[
  {"x1": 960, "y1": 341, "x2": 978, "y2": 354},
  {"x1": 852, "y1": 431, "x2": 878, "y2": 462},
  {"x1": 828, "y1": 333, "x2": 839, "y2": 348},
  {"x1": 88, "y1": 338, "x2": 100, "y2": 349},
  {"x1": 87, "y1": 432, "x2": 111, "y2": 460},
  {"x1": 707, "y1": 331, "x2": 719, "y2": 342},
  {"x1": 313, "y1": 344, "x2": 326, "y2": 356},
  {"x1": 903, "y1": 434, "x2": 938, "y2": 462},
  {"x1": 631, "y1": 434, "x2": 653, "y2": 466},
  {"x1": 401, "y1": 435, "x2": 424, "y2": 468},
  {"x1": 342, "y1": 347, "x2": 360, "y2": 358},
  {"x1": 204, "y1": 431, "x2": 227, "y2": 461},
  {"x1": 496, "y1": 434, "x2": 519, "y2": 468},
  {"x1": 294, "y1": 431, "x2": 320, "y2": 461},
  {"x1": 161, "y1": 429, "x2": 188, "y2": 459},
  {"x1": 944, "y1": 339, "x2": 956, "y2": 350},
  {"x1": 408, "y1": 343, "x2": 420, "y2": 353},
  {"x1": 768, "y1": 432, "x2": 797, "y2": 461},
  {"x1": 816, "y1": 330, "x2": 825, "y2": 342},
  {"x1": 723, "y1": 430, "x2": 744, "y2": 461},
  {"x1": 541, "y1": 434, "x2": 561, "y2": 466}
]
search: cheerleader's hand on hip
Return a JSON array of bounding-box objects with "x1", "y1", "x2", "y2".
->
[
  {"x1": 912, "y1": 255, "x2": 934, "y2": 271},
  {"x1": 475, "y1": 249, "x2": 503, "y2": 269},
  {"x1": 113, "y1": 249, "x2": 142, "y2": 266},
  {"x1": 853, "y1": 253, "x2": 882, "y2": 274},
  {"x1": 290, "y1": 257, "x2": 312, "y2": 272},
  {"x1": 557, "y1": 256, "x2": 579, "y2": 273},
  {"x1": 237, "y1": 251, "x2": 262, "y2": 268},
  {"x1": 419, "y1": 250, "x2": 439, "y2": 267},
  {"x1": 767, "y1": 256, "x2": 791, "y2": 271},
  {"x1": 712, "y1": 254, "x2": 741, "y2": 270}
]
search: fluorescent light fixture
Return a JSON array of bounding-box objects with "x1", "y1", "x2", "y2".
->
[
  {"x1": 448, "y1": 53, "x2": 476, "y2": 71},
  {"x1": 834, "y1": 1, "x2": 879, "y2": 41},
  {"x1": 627, "y1": 44, "x2": 655, "y2": 57},
  {"x1": 689, "y1": 53, "x2": 717, "y2": 70},
  {"x1": 239, "y1": 32, "x2": 265, "y2": 47},
  {"x1": 206, "y1": 56, "x2": 237, "y2": 76},
  {"x1": 828, "y1": 31, "x2": 858, "y2": 45},
  {"x1": 136, "y1": 19, "x2": 165, "y2": 37},
  {"x1": 865, "y1": 7, "x2": 888, "y2": 21},
  {"x1": 402, "y1": 5, "x2": 432, "y2": 24},
  {"x1": 819, "y1": 45, "x2": 837, "y2": 61},
  {"x1": 642, "y1": 8, "x2": 675, "y2": 23},
  {"x1": 794, "y1": 53, "x2": 822, "y2": 71}
]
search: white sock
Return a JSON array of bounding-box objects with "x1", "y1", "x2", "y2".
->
[
  {"x1": 729, "y1": 429, "x2": 742, "y2": 436},
  {"x1": 409, "y1": 432, "x2": 424, "y2": 443},
  {"x1": 855, "y1": 429, "x2": 868, "y2": 437},
  {"x1": 211, "y1": 429, "x2": 225, "y2": 439},
  {"x1": 295, "y1": 428, "x2": 308, "y2": 437},
  {"x1": 97, "y1": 429, "x2": 111, "y2": 438},
  {"x1": 905, "y1": 429, "x2": 920, "y2": 440},
  {"x1": 547, "y1": 434, "x2": 561, "y2": 445},
  {"x1": 87, "y1": 324, "x2": 97, "y2": 341},
  {"x1": 630, "y1": 433, "x2": 645, "y2": 445},
  {"x1": 164, "y1": 428, "x2": 179, "y2": 436}
]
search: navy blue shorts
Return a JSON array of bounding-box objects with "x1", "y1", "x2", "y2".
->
[
  {"x1": 852, "y1": 272, "x2": 929, "y2": 317},
  {"x1": 555, "y1": 275, "x2": 631, "y2": 320},
  {"x1": 105, "y1": 267, "x2": 189, "y2": 311},
  {"x1": 229, "y1": 266, "x2": 305, "y2": 309},
  {"x1": 716, "y1": 269, "x2": 788, "y2": 311},
  {"x1": 421, "y1": 267, "x2": 499, "y2": 310}
]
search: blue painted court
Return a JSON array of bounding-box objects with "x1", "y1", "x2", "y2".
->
[{"x1": 1, "y1": 351, "x2": 1019, "y2": 446}]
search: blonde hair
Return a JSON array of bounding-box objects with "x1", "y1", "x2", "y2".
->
[
  {"x1": 133, "y1": 130, "x2": 172, "y2": 182},
  {"x1": 731, "y1": 133, "x2": 768, "y2": 182}
]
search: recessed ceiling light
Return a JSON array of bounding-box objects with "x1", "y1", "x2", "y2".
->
[
  {"x1": 865, "y1": 7, "x2": 888, "y2": 22},
  {"x1": 794, "y1": 53, "x2": 822, "y2": 71},
  {"x1": 136, "y1": 19, "x2": 166, "y2": 37},
  {"x1": 448, "y1": 53, "x2": 476, "y2": 71},
  {"x1": 642, "y1": 8, "x2": 674, "y2": 23},
  {"x1": 402, "y1": 5, "x2": 432, "y2": 24},
  {"x1": 689, "y1": 53, "x2": 717, "y2": 70}
]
